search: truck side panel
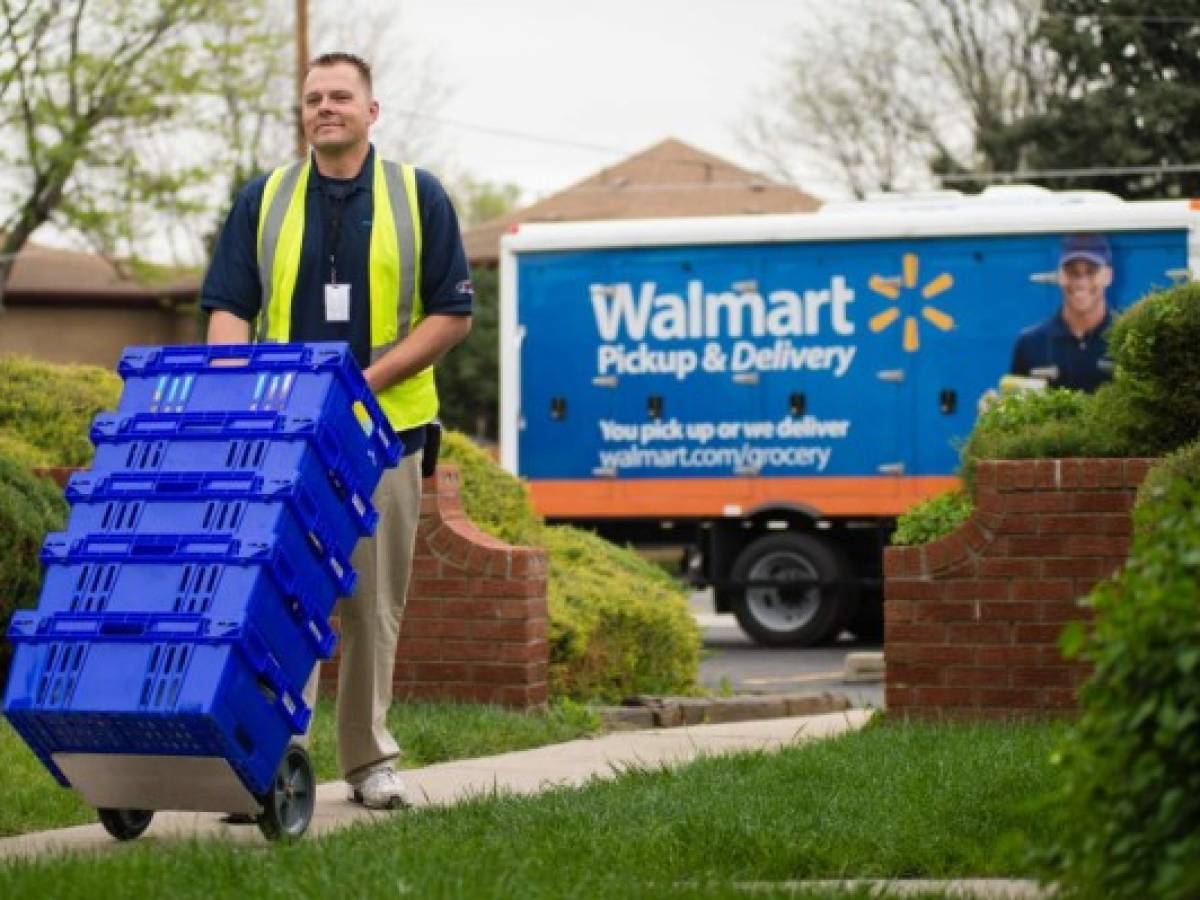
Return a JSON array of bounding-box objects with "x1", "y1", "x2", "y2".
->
[{"x1": 515, "y1": 229, "x2": 1187, "y2": 517}]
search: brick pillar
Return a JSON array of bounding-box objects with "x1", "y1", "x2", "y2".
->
[
  {"x1": 320, "y1": 464, "x2": 549, "y2": 708},
  {"x1": 884, "y1": 458, "x2": 1152, "y2": 721}
]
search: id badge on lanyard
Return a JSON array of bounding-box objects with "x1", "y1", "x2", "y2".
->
[
  {"x1": 325, "y1": 283, "x2": 350, "y2": 322},
  {"x1": 322, "y1": 181, "x2": 352, "y2": 323}
]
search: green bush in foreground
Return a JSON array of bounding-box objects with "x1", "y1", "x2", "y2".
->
[
  {"x1": 891, "y1": 489, "x2": 973, "y2": 547},
  {"x1": 0, "y1": 355, "x2": 121, "y2": 467},
  {"x1": 1136, "y1": 437, "x2": 1200, "y2": 509},
  {"x1": 1047, "y1": 468, "x2": 1200, "y2": 898},
  {"x1": 441, "y1": 429, "x2": 700, "y2": 701},
  {"x1": 0, "y1": 452, "x2": 67, "y2": 686}
]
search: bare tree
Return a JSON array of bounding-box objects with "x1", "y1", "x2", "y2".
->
[
  {"x1": 743, "y1": 0, "x2": 1052, "y2": 197},
  {"x1": 743, "y1": 3, "x2": 942, "y2": 198},
  {"x1": 902, "y1": 0, "x2": 1053, "y2": 177}
]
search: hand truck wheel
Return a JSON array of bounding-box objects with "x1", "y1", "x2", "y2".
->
[
  {"x1": 256, "y1": 744, "x2": 315, "y2": 841},
  {"x1": 98, "y1": 807, "x2": 154, "y2": 841}
]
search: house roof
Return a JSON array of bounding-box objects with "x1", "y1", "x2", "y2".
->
[
  {"x1": 4, "y1": 241, "x2": 199, "y2": 306},
  {"x1": 462, "y1": 137, "x2": 821, "y2": 265}
]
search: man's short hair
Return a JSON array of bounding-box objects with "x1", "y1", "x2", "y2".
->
[{"x1": 308, "y1": 52, "x2": 373, "y2": 92}]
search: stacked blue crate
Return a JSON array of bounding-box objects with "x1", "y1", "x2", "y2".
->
[{"x1": 3, "y1": 343, "x2": 401, "y2": 799}]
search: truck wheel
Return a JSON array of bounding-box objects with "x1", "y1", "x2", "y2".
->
[{"x1": 730, "y1": 533, "x2": 850, "y2": 647}]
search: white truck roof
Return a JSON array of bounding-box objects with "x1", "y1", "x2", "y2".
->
[{"x1": 500, "y1": 190, "x2": 1197, "y2": 254}]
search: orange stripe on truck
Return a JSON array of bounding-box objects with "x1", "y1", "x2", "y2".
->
[{"x1": 529, "y1": 476, "x2": 961, "y2": 519}]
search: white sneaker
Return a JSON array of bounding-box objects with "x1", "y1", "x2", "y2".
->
[{"x1": 349, "y1": 768, "x2": 412, "y2": 810}]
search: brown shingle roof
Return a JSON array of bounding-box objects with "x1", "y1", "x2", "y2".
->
[
  {"x1": 463, "y1": 138, "x2": 821, "y2": 265},
  {"x1": 4, "y1": 241, "x2": 199, "y2": 306}
]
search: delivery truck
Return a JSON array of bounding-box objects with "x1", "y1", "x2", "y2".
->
[{"x1": 498, "y1": 186, "x2": 1199, "y2": 646}]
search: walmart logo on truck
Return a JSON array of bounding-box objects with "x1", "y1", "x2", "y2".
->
[{"x1": 589, "y1": 278, "x2": 857, "y2": 381}]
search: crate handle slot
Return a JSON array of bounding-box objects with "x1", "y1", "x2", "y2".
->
[
  {"x1": 15, "y1": 612, "x2": 213, "y2": 641},
  {"x1": 312, "y1": 425, "x2": 377, "y2": 535},
  {"x1": 238, "y1": 627, "x2": 311, "y2": 734},
  {"x1": 110, "y1": 478, "x2": 158, "y2": 494},
  {"x1": 155, "y1": 476, "x2": 205, "y2": 494},
  {"x1": 99, "y1": 619, "x2": 147, "y2": 637},
  {"x1": 129, "y1": 541, "x2": 179, "y2": 557}
]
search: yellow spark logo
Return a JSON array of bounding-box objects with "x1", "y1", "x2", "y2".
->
[{"x1": 867, "y1": 253, "x2": 955, "y2": 352}]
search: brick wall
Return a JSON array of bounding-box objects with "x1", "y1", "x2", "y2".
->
[
  {"x1": 884, "y1": 458, "x2": 1152, "y2": 721},
  {"x1": 320, "y1": 464, "x2": 549, "y2": 708}
]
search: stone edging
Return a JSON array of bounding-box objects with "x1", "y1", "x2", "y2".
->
[{"x1": 594, "y1": 692, "x2": 854, "y2": 730}]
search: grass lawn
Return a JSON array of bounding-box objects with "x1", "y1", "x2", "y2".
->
[
  {"x1": 0, "y1": 719, "x2": 1063, "y2": 898},
  {"x1": 0, "y1": 698, "x2": 600, "y2": 838}
]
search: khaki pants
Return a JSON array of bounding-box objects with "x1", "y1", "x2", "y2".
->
[{"x1": 302, "y1": 451, "x2": 422, "y2": 783}]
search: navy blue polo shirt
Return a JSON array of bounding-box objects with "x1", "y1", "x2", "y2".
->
[
  {"x1": 1010, "y1": 308, "x2": 1116, "y2": 392},
  {"x1": 201, "y1": 145, "x2": 473, "y2": 454}
]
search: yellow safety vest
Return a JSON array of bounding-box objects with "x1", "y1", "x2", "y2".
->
[{"x1": 255, "y1": 154, "x2": 437, "y2": 431}]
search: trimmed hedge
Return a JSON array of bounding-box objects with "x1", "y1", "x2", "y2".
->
[
  {"x1": 1137, "y1": 438, "x2": 1200, "y2": 509},
  {"x1": 440, "y1": 431, "x2": 544, "y2": 547},
  {"x1": 545, "y1": 525, "x2": 700, "y2": 703},
  {"x1": 0, "y1": 452, "x2": 67, "y2": 687},
  {"x1": 1102, "y1": 280, "x2": 1200, "y2": 456},
  {"x1": 440, "y1": 430, "x2": 701, "y2": 702},
  {"x1": 1047, "y1": 462, "x2": 1200, "y2": 898},
  {"x1": 0, "y1": 356, "x2": 121, "y2": 467},
  {"x1": 959, "y1": 388, "x2": 1108, "y2": 494}
]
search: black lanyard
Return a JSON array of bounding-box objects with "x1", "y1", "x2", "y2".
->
[{"x1": 318, "y1": 179, "x2": 354, "y2": 283}]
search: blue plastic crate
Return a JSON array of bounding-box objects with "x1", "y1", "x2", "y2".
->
[
  {"x1": 39, "y1": 530, "x2": 351, "y2": 625},
  {"x1": 46, "y1": 531, "x2": 353, "y2": 617},
  {"x1": 90, "y1": 409, "x2": 396, "y2": 521},
  {"x1": 115, "y1": 343, "x2": 401, "y2": 491},
  {"x1": 63, "y1": 470, "x2": 359, "y2": 589},
  {"x1": 3, "y1": 614, "x2": 306, "y2": 796},
  {"x1": 33, "y1": 532, "x2": 338, "y2": 689}
]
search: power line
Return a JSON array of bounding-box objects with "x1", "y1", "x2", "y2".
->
[
  {"x1": 391, "y1": 109, "x2": 628, "y2": 155},
  {"x1": 1039, "y1": 14, "x2": 1200, "y2": 25},
  {"x1": 939, "y1": 162, "x2": 1200, "y2": 184}
]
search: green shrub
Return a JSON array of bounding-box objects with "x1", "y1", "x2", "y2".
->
[
  {"x1": 891, "y1": 489, "x2": 973, "y2": 546},
  {"x1": 1103, "y1": 280, "x2": 1200, "y2": 456},
  {"x1": 1047, "y1": 472, "x2": 1200, "y2": 898},
  {"x1": 0, "y1": 356, "x2": 121, "y2": 467},
  {"x1": 1137, "y1": 438, "x2": 1200, "y2": 509},
  {"x1": 959, "y1": 387, "x2": 1110, "y2": 492},
  {"x1": 545, "y1": 525, "x2": 700, "y2": 703},
  {"x1": 0, "y1": 432, "x2": 46, "y2": 469},
  {"x1": 0, "y1": 452, "x2": 68, "y2": 687},
  {"x1": 439, "y1": 430, "x2": 700, "y2": 701},
  {"x1": 439, "y1": 430, "x2": 544, "y2": 546}
]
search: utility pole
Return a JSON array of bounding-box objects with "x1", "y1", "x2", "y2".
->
[{"x1": 295, "y1": 0, "x2": 309, "y2": 159}]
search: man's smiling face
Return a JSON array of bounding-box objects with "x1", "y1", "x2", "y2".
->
[{"x1": 301, "y1": 61, "x2": 378, "y2": 155}]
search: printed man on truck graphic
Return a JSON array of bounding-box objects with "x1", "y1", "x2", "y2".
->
[{"x1": 1010, "y1": 233, "x2": 1117, "y2": 393}]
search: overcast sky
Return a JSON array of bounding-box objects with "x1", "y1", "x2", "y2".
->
[{"x1": 392, "y1": 0, "x2": 827, "y2": 201}]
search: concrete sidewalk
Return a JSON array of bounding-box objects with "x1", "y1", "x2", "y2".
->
[{"x1": 0, "y1": 709, "x2": 871, "y2": 862}]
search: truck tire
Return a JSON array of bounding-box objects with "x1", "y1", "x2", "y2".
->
[{"x1": 730, "y1": 533, "x2": 850, "y2": 647}]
